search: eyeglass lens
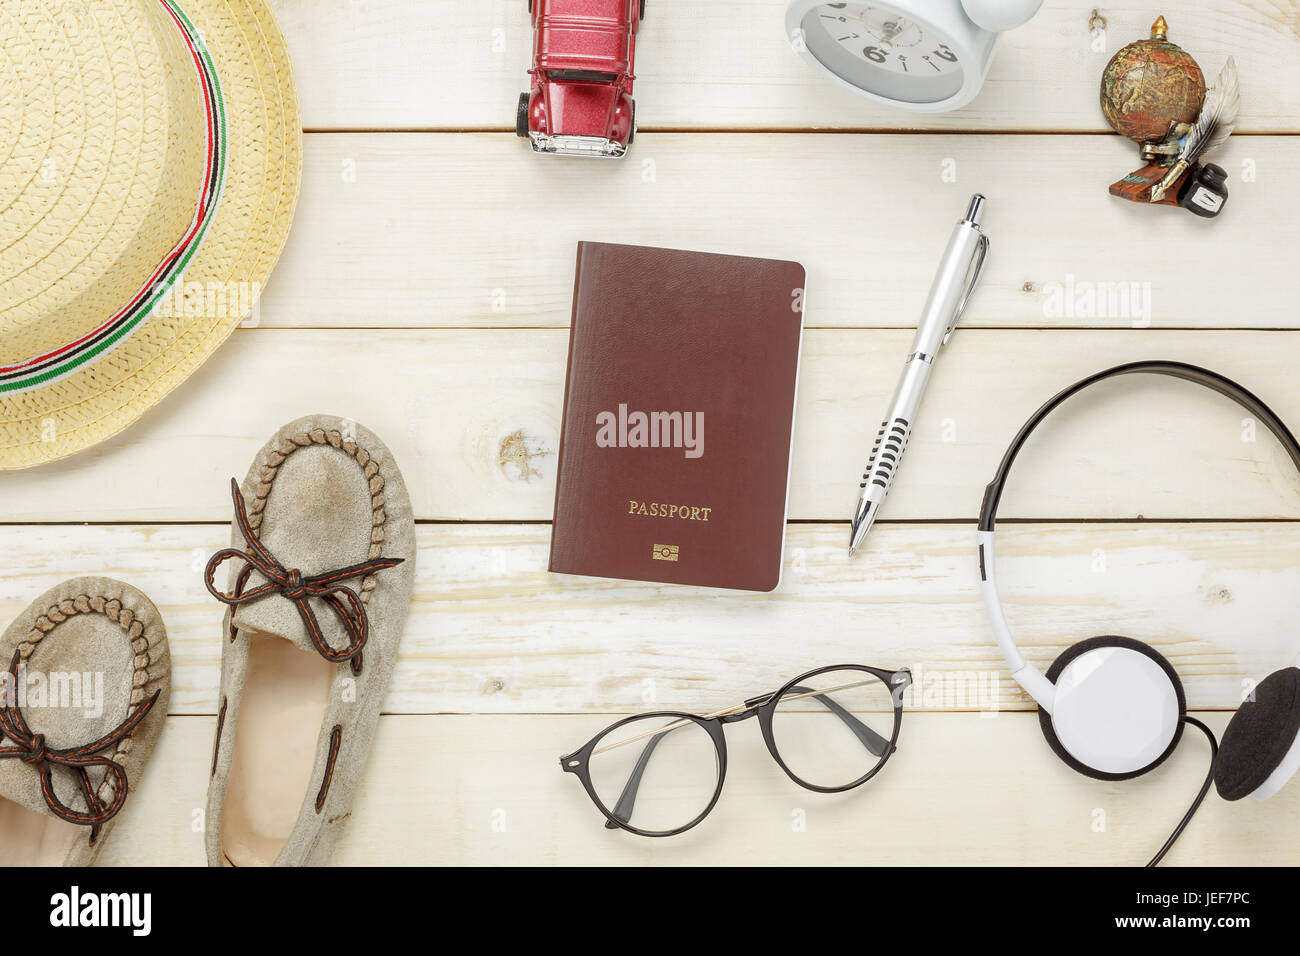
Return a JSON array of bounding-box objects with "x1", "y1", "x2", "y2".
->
[
  {"x1": 769, "y1": 668, "x2": 897, "y2": 789},
  {"x1": 587, "y1": 715, "x2": 720, "y2": 834}
]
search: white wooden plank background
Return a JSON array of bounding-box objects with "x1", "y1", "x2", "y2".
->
[
  {"x1": 95, "y1": 713, "x2": 1300, "y2": 866},
  {"x1": 276, "y1": 1, "x2": 1300, "y2": 132},
  {"x1": 6, "y1": 330, "x2": 1300, "y2": 523},
  {"x1": 1, "y1": 522, "x2": 1295, "y2": 715},
  {"x1": 3, "y1": 0, "x2": 1300, "y2": 865},
  {"x1": 254, "y1": 134, "x2": 1300, "y2": 330}
]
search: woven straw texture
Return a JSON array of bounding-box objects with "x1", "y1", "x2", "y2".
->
[{"x1": 0, "y1": 0, "x2": 301, "y2": 469}]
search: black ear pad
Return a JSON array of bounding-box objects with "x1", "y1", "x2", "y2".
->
[
  {"x1": 1037, "y1": 635, "x2": 1187, "y2": 782},
  {"x1": 1215, "y1": 667, "x2": 1300, "y2": 801}
]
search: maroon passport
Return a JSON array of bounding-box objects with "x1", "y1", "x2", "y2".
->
[{"x1": 549, "y1": 242, "x2": 806, "y2": 591}]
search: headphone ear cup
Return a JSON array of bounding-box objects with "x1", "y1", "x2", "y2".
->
[
  {"x1": 1039, "y1": 635, "x2": 1186, "y2": 781},
  {"x1": 1215, "y1": 667, "x2": 1300, "y2": 801}
]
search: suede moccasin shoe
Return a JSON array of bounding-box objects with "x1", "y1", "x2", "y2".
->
[
  {"x1": 0, "y1": 578, "x2": 170, "y2": 866},
  {"x1": 204, "y1": 415, "x2": 415, "y2": 866}
]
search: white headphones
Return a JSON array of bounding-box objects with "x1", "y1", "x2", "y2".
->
[{"x1": 978, "y1": 361, "x2": 1300, "y2": 802}]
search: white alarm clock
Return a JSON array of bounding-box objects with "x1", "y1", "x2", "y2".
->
[{"x1": 785, "y1": 0, "x2": 1042, "y2": 112}]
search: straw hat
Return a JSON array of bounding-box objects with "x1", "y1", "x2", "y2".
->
[{"x1": 0, "y1": 0, "x2": 301, "y2": 469}]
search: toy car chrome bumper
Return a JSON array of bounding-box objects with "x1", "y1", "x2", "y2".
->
[{"x1": 528, "y1": 132, "x2": 628, "y2": 158}]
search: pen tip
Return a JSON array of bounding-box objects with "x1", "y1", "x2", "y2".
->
[{"x1": 847, "y1": 546, "x2": 856, "y2": 558}]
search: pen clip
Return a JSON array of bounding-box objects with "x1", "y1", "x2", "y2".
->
[{"x1": 943, "y1": 232, "x2": 988, "y2": 345}]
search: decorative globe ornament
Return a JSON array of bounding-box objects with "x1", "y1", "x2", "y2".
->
[{"x1": 1100, "y1": 16, "x2": 1206, "y2": 145}]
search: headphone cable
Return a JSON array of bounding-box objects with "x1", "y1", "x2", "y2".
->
[{"x1": 1146, "y1": 716, "x2": 1218, "y2": 867}]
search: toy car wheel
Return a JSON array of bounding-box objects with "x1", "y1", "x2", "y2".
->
[
  {"x1": 640, "y1": 0, "x2": 646, "y2": 18},
  {"x1": 516, "y1": 92, "x2": 530, "y2": 138},
  {"x1": 627, "y1": 102, "x2": 636, "y2": 144}
]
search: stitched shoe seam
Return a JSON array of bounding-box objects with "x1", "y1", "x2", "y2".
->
[
  {"x1": 18, "y1": 592, "x2": 154, "y2": 805},
  {"x1": 247, "y1": 427, "x2": 388, "y2": 612}
]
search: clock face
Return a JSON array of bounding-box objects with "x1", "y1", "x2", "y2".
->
[{"x1": 799, "y1": 2, "x2": 966, "y2": 104}]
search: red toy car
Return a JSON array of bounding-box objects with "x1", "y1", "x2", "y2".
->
[{"x1": 517, "y1": 0, "x2": 643, "y2": 158}]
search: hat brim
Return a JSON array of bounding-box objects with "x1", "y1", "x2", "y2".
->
[{"x1": 0, "y1": 0, "x2": 301, "y2": 470}]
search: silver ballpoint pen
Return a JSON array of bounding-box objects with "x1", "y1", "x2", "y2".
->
[{"x1": 848, "y1": 194, "x2": 989, "y2": 556}]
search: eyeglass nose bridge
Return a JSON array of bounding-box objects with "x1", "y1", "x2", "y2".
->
[{"x1": 714, "y1": 694, "x2": 771, "y2": 723}]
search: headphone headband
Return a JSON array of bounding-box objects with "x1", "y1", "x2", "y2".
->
[
  {"x1": 977, "y1": 361, "x2": 1300, "y2": 712},
  {"x1": 978, "y1": 361, "x2": 1300, "y2": 533}
]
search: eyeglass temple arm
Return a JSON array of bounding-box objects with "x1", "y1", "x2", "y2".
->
[
  {"x1": 605, "y1": 725, "x2": 670, "y2": 829},
  {"x1": 603, "y1": 689, "x2": 891, "y2": 830},
  {"x1": 781, "y1": 685, "x2": 892, "y2": 757}
]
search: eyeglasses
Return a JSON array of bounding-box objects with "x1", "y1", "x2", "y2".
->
[{"x1": 560, "y1": 664, "x2": 912, "y2": 837}]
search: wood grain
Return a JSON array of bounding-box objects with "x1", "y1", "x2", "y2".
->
[
  {"x1": 272, "y1": 0, "x2": 1300, "y2": 133},
  {"x1": 259, "y1": 133, "x2": 1300, "y2": 330},
  {"x1": 5, "y1": 0, "x2": 1298, "y2": 869},
  {"x1": 6, "y1": 329, "x2": 1300, "y2": 523},
  {"x1": 2, "y1": 522, "x2": 1295, "y2": 715},
  {"x1": 96, "y1": 712, "x2": 1299, "y2": 866}
]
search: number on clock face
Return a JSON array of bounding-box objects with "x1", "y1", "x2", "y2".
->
[{"x1": 816, "y1": 2, "x2": 959, "y2": 75}]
